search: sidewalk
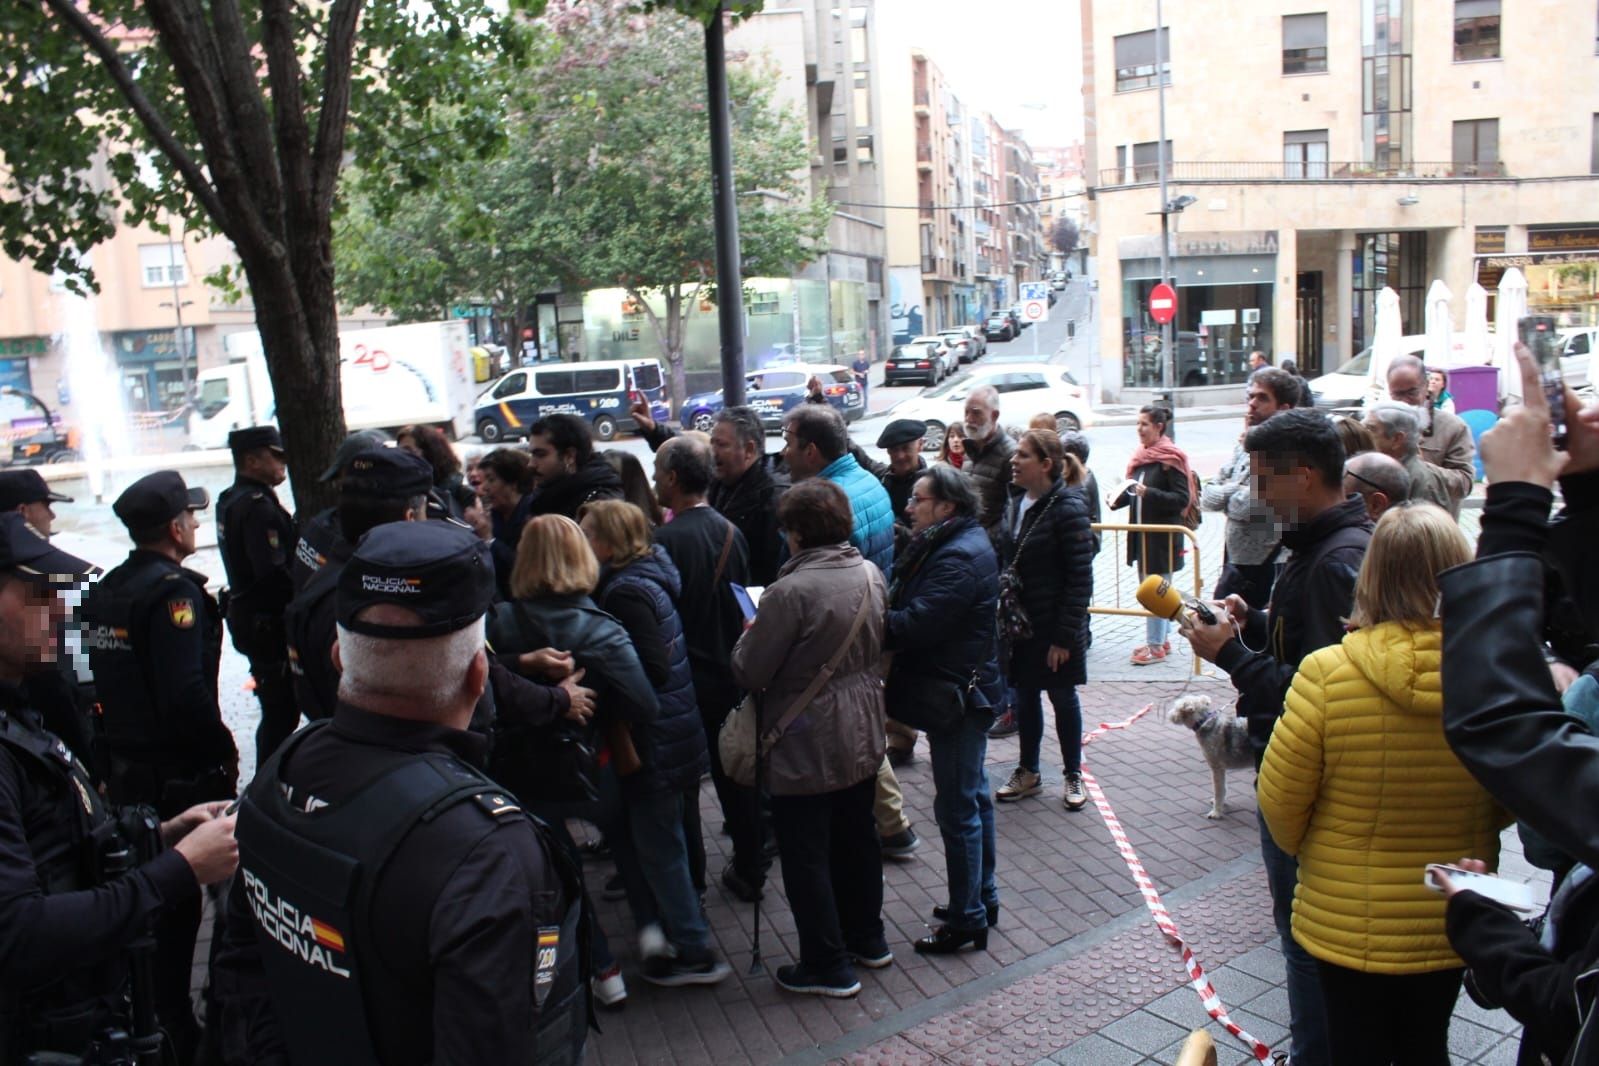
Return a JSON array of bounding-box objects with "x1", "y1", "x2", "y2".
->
[{"x1": 583, "y1": 676, "x2": 1535, "y2": 1066}]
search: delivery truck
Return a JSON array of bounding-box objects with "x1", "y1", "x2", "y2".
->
[{"x1": 188, "y1": 320, "x2": 478, "y2": 449}]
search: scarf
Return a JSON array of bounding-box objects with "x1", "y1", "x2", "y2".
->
[
  {"x1": 889, "y1": 516, "x2": 963, "y2": 606},
  {"x1": 1126, "y1": 436, "x2": 1194, "y2": 508}
]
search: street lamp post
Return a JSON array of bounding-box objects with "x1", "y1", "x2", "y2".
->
[
  {"x1": 159, "y1": 295, "x2": 194, "y2": 409},
  {"x1": 704, "y1": 2, "x2": 746, "y2": 407},
  {"x1": 1155, "y1": 0, "x2": 1171, "y2": 407}
]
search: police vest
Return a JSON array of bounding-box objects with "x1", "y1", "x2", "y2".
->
[
  {"x1": 235, "y1": 724, "x2": 589, "y2": 1066},
  {"x1": 0, "y1": 711, "x2": 132, "y2": 1058},
  {"x1": 282, "y1": 562, "x2": 341, "y2": 723},
  {"x1": 81, "y1": 558, "x2": 221, "y2": 764}
]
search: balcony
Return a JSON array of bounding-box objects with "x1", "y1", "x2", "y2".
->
[
  {"x1": 914, "y1": 89, "x2": 930, "y2": 114},
  {"x1": 1097, "y1": 160, "x2": 1509, "y2": 187},
  {"x1": 916, "y1": 143, "x2": 933, "y2": 170},
  {"x1": 918, "y1": 198, "x2": 934, "y2": 221}
]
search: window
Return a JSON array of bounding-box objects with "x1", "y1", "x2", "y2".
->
[
  {"x1": 139, "y1": 243, "x2": 186, "y2": 288},
  {"x1": 1282, "y1": 13, "x2": 1328, "y2": 74},
  {"x1": 491, "y1": 372, "x2": 527, "y2": 399},
  {"x1": 631, "y1": 363, "x2": 663, "y2": 392},
  {"x1": 1284, "y1": 129, "x2": 1330, "y2": 178},
  {"x1": 533, "y1": 370, "x2": 576, "y2": 395},
  {"x1": 572, "y1": 369, "x2": 619, "y2": 393},
  {"x1": 1451, "y1": 118, "x2": 1499, "y2": 174},
  {"x1": 1454, "y1": 0, "x2": 1500, "y2": 60},
  {"x1": 1114, "y1": 29, "x2": 1169, "y2": 92},
  {"x1": 1123, "y1": 139, "x2": 1171, "y2": 182}
]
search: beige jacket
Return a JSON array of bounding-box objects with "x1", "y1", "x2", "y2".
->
[
  {"x1": 731, "y1": 543, "x2": 886, "y2": 796},
  {"x1": 1418, "y1": 406, "x2": 1476, "y2": 504}
]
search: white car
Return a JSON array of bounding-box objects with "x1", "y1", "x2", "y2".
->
[
  {"x1": 890, "y1": 362, "x2": 1093, "y2": 451},
  {"x1": 1558, "y1": 327, "x2": 1595, "y2": 388},
  {"x1": 1308, "y1": 332, "x2": 1500, "y2": 411},
  {"x1": 909, "y1": 335, "x2": 960, "y2": 380},
  {"x1": 938, "y1": 327, "x2": 987, "y2": 363}
]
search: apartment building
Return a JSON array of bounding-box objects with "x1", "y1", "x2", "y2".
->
[
  {"x1": 1081, "y1": 0, "x2": 1599, "y2": 397},
  {"x1": 1037, "y1": 143, "x2": 1088, "y2": 273},
  {"x1": 1004, "y1": 137, "x2": 1048, "y2": 297}
]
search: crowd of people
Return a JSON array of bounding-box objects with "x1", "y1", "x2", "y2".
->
[{"x1": 8, "y1": 338, "x2": 1599, "y2": 1065}]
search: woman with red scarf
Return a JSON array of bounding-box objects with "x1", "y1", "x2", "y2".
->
[{"x1": 1109, "y1": 405, "x2": 1194, "y2": 665}]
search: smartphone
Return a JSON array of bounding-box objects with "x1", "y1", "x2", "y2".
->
[
  {"x1": 729, "y1": 583, "x2": 758, "y2": 623},
  {"x1": 1519, "y1": 314, "x2": 1567, "y2": 448},
  {"x1": 1423, "y1": 864, "x2": 1537, "y2": 912}
]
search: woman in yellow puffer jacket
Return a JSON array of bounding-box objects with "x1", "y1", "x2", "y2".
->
[{"x1": 1259, "y1": 502, "x2": 1510, "y2": 1065}]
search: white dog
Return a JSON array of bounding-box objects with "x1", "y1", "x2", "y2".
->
[{"x1": 1168, "y1": 694, "x2": 1254, "y2": 819}]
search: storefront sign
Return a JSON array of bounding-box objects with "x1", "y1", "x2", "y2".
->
[
  {"x1": 1483, "y1": 250, "x2": 1599, "y2": 270},
  {"x1": 0, "y1": 337, "x2": 50, "y2": 358},
  {"x1": 1200, "y1": 309, "x2": 1237, "y2": 326},
  {"x1": 1474, "y1": 229, "x2": 1506, "y2": 255},
  {"x1": 1118, "y1": 230, "x2": 1279, "y2": 261},
  {"x1": 112, "y1": 328, "x2": 194, "y2": 364},
  {"x1": 1529, "y1": 228, "x2": 1599, "y2": 253}
]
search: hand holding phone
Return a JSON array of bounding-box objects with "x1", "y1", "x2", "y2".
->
[
  {"x1": 1424, "y1": 864, "x2": 1537, "y2": 912},
  {"x1": 1519, "y1": 315, "x2": 1567, "y2": 448}
]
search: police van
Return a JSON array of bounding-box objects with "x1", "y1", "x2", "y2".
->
[{"x1": 473, "y1": 359, "x2": 666, "y2": 443}]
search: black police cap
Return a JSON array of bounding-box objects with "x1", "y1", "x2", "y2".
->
[
  {"x1": 227, "y1": 425, "x2": 285, "y2": 455},
  {"x1": 0, "y1": 469, "x2": 72, "y2": 511},
  {"x1": 337, "y1": 521, "x2": 494, "y2": 640},
  {"x1": 112, "y1": 471, "x2": 210, "y2": 532},
  {"x1": 320, "y1": 430, "x2": 389, "y2": 482},
  {"x1": 876, "y1": 418, "x2": 929, "y2": 449},
  {"x1": 0, "y1": 513, "x2": 92, "y2": 587},
  {"x1": 340, "y1": 448, "x2": 433, "y2": 501}
]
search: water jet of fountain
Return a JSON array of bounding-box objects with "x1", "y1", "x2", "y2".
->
[{"x1": 56, "y1": 289, "x2": 133, "y2": 503}]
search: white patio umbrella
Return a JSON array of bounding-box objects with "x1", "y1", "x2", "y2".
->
[
  {"x1": 1423, "y1": 279, "x2": 1453, "y2": 368},
  {"x1": 1365, "y1": 286, "x2": 1404, "y2": 405},
  {"x1": 1463, "y1": 283, "x2": 1491, "y2": 366},
  {"x1": 1494, "y1": 267, "x2": 1528, "y2": 403}
]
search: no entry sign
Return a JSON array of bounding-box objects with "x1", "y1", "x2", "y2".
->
[{"x1": 1149, "y1": 282, "x2": 1177, "y2": 325}]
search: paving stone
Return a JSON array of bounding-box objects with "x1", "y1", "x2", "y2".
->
[
  {"x1": 1043, "y1": 1032, "x2": 1147, "y2": 1066},
  {"x1": 1449, "y1": 1018, "x2": 1508, "y2": 1062},
  {"x1": 1095, "y1": 1010, "x2": 1192, "y2": 1055},
  {"x1": 1469, "y1": 1036, "x2": 1524, "y2": 1066},
  {"x1": 834, "y1": 1035, "x2": 946, "y2": 1066},
  {"x1": 1223, "y1": 944, "x2": 1287, "y2": 984},
  {"x1": 1452, "y1": 991, "x2": 1523, "y2": 1035}
]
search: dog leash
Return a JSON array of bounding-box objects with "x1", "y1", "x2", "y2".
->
[{"x1": 1081, "y1": 705, "x2": 1274, "y2": 1063}]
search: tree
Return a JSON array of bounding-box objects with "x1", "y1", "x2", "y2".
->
[
  {"x1": 0, "y1": 0, "x2": 530, "y2": 512},
  {"x1": 1050, "y1": 217, "x2": 1081, "y2": 258},
  {"x1": 338, "y1": 0, "x2": 830, "y2": 415}
]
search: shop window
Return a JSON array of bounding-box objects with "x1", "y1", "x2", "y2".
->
[
  {"x1": 1451, "y1": 118, "x2": 1499, "y2": 175},
  {"x1": 1284, "y1": 129, "x2": 1329, "y2": 178},
  {"x1": 139, "y1": 243, "x2": 186, "y2": 288},
  {"x1": 1114, "y1": 29, "x2": 1169, "y2": 92},
  {"x1": 1454, "y1": 0, "x2": 1500, "y2": 61},
  {"x1": 1282, "y1": 13, "x2": 1328, "y2": 75}
]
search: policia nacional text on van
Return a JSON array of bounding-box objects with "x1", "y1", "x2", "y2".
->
[
  {"x1": 0, "y1": 512, "x2": 240, "y2": 1065},
  {"x1": 213, "y1": 520, "x2": 589, "y2": 1066}
]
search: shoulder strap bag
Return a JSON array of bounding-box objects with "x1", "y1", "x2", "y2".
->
[{"x1": 996, "y1": 495, "x2": 1056, "y2": 643}]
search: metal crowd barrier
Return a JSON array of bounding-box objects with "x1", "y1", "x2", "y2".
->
[{"x1": 1088, "y1": 522, "x2": 1206, "y2": 676}]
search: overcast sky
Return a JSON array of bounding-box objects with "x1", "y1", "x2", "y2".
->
[{"x1": 875, "y1": 0, "x2": 1086, "y2": 147}]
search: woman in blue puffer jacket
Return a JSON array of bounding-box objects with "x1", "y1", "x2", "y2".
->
[{"x1": 580, "y1": 500, "x2": 730, "y2": 990}]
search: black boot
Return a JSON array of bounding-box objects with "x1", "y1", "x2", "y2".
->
[{"x1": 913, "y1": 924, "x2": 989, "y2": 954}]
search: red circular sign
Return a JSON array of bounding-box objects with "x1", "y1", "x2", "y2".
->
[{"x1": 1148, "y1": 282, "x2": 1177, "y2": 325}]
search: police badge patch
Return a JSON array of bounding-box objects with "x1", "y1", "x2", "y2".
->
[
  {"x1": 267, "y1": 529, "x2": 280, "y2": 550},
  {"x1": 534, "y1": 926, "x2": 559, "y2": 1007},
  {"x1": 168, "y1": 599, "x2": 196, "y2": 628}
]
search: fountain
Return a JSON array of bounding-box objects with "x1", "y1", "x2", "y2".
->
[{"x1": 55, "y1": 288, "x2": 133, "y2": 503}]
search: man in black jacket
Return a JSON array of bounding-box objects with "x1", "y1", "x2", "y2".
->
[
  {"x1": 1180, "y1": 408, "x2": 1371, "y2": 1066},
  {"x1": 525, "y1": 414, "x2": 623, "y2": 519},
  {"x1": 631, "y1": 402, "x2": 789, "y2": 585}
]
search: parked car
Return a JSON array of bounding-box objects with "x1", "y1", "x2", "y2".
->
[
  {"x1": 984, "y1": 315, "x2": 1015, "y2": 342},
  {"x1": 678, "y1": 363, "x2": 863, "y2": 432},
  {"x1": 1559, "y1": 327, "x2": 1595, "y2": 388},
  {"x1": 890, "y1": 362, "x2": 1094, "y2": 451},
  {"x1": 910, "y1": 335, "x2": 959, "y2": 379},
  {"x1": 1009, "y1": 304, "x2": 1031, "y2": 330},
  {"x1": 1307, "y1": 332, "x2": 1506, "y2": 411},
  {"x1": 939, "y1": 327, "x2": 986, "y2": 363},
  {"x1": 884, "y1": 341, "x2": 947, "y2": 386}
]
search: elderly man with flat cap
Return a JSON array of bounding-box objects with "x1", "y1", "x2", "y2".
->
[
  {"x1": 216, "y1": 425, "x2": 298, "y2": 764},
  {"x1": 83, "y1": 470, "x2": 238, "y2": 1061},
  {"x1": 0, "y1": 468, "x2": 73, "y2": 537},
  {"x1": 216, "y1": 521, "x2": 589, "y2": 1066},
  {"x1": 877, "y1": 418, "x2": 928, "y2": 551},
  {"x1": 0, "y1": 513, "x2": 240, "y2": 1066}
]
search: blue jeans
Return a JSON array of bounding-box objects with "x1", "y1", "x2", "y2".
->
[
  {"x1": 1017, "y1": 684, "x2": 1082, "y2": 775},
  {"x1": 1144, "y1": 571, "x2": 1172, "y2": 646},
  {"x1": 627, "y1": 788, "x2": 712, "y2": 956},
  {"x1": 929, "y1": 715, "x2": 998, "y2": 930},
  {"x1": 1259, "y1": 810, "x2": 1329, "y2": 1066}
]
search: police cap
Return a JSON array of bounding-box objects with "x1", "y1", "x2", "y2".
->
[
  {"x1": 0, "y1": 513, "x2": 92, "y2": 587},
  {"x1": 112, "y1": 471, "x2": 210, "y2": 532},
  {"x1": 876, "y1": 418, "x2": 928, "y2": 449},
  {"x1": 0, "y1": 469, "x2": 73, "y2": 511},
  {"x1": 340, "y1": 448, "x2": 433, "y2": 501},
  {"x1": 319, "y1": 429, "x2": 389, "y2": 483},
  {"x1": 337, "y1": 521, "x2": 493, "y2": 639},
  {"x1": 227, "y1": 425, "x2": 285, "y2": 455}
]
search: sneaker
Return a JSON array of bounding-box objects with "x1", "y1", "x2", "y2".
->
[
  {"x1": 774, "y1": 963, "x2": 862, "y2": 998},
  {"x1": 1130, "y1": 644, "x2": 1167, "y2": 666},
  {"x1": 641, "y1": 951, "x2": 732, "y2": 987},
  {"x1": 1063, "y1": 772, "x2": 1087, "y2": 811},
  {"x1": 879, "y1": 827, "x2": 920, "y2": 860},
  {"x1": 720, "y1": 865, "x2": 764, "y2": 903},
  {"x1": 638, "y1": 923, "x2": 673, "y2": 961},
  {"x1": 601, "y1": 873, "x2": 626, "y2": 901},
  {"x1": 986, "y1": 709, "x2": 1019, "y2": 738},
  {"x1": 848, "y1": 940, "x2": 894, "y2": 969},
  {"x1": 592, "y1": 964, "x2": 627, "y2": 1008},
  {"x1": 995, "y1": 767, "x2": 1042, "y2": 802}
]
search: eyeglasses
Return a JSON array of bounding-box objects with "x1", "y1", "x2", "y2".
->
[
  {"x1": 910, "y1": 494, "x2": 937, "y2": 504},
  {"x1": 1343, "y1": 468, "x2": 1384, "y2": 493}
]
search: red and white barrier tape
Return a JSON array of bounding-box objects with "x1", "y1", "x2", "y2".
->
[{"x1": 1079, "y1": 704, "x2": 1273, "y2": 1062}]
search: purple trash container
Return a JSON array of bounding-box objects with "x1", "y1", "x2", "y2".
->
[{"x1": 1447, "y1": 365, "x2": 1500, "y2": 414}]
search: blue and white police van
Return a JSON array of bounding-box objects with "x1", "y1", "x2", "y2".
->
[{"x1": 473, "y1": 359, "x2": 667, "y2": 443}]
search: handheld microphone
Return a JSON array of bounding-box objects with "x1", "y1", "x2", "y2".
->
[{"x1": 1134, "y1": 575, "x2": 1218, "y2": 627}]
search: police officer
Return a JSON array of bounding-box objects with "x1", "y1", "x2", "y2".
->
[
  {"x1": 0, "y1": 513, "x2": 240, "y2": 1064},
  {"x1": 0, "y1": 468, "x2": 73, "y2": 536},
  {"x1": 285, "y1": 447, "x2": 433, "y2": 722},
  {"x1": 216, "y1": 521, "x2": 589, "y2": 1065},
  {"x1": 290, "y1": 430, "x2": 389, "y2": 593},
  {"x1": 217, "y1": 425, "x2": 298, "y2": 764}
]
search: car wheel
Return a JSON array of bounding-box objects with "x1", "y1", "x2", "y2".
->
[
  {"x1": 921, "y1": 420, "x2": 946, "y2": 453},
  {"x1": 46, "y1": 448, "x2": 81, "y2": 464},
  {"x1": 690, "y1": 410, "x2": 716, "y2": 433},
  {"x1": 478, "y1": 418, "x2": 503, "y2": 443},
  {"x1": 1054, "y1": 412, "x2": 1081, "y2": 434},
  {"x1": 592, "y1": 415, "x2": 617, "y2": 443}
]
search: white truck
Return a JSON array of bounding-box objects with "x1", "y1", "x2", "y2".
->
[{"x1": 188, "y1": 319, "x2": 478, "y2": 449}]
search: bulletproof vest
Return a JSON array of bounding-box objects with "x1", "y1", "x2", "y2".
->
[
  {"x1": 82, "y1": 557, "x2": 220, "y2": 764},
  {"x1": 283, "y1": 561, "x2": 341, "y2": 722},
  {"x1": 0, "y1": 710, "x2": 133, "y2": 1058},
  {"x1": 235, "y1": 724, "x2": 588, "y2": 1066},
  {"x1": 290, "y1": 508, "x2": 350, "y2": 594}
]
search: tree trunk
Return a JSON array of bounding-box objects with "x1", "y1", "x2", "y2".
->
[{"x1": 664, "y1": 286, "x2": 688, "y2": 419}]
